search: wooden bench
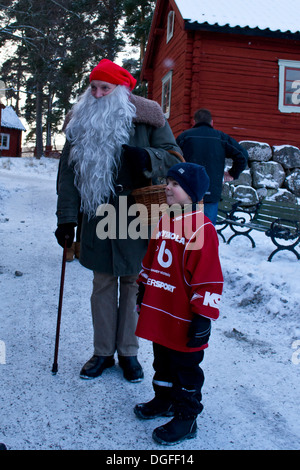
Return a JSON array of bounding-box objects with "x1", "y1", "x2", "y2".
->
[{"x1": 217, "y1": 197, "x2": 300, "y2": 262}]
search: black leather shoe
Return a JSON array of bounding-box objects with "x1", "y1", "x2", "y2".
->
[
  {"x1": 134, "y1": 397, "x2": 174, "y2": 419},
  {"x1": 80, "y1": 355, "x2": 115, "y2": 379},
  {"x1": 118, "y1": 356, "x2": 144, "y2": 383}
]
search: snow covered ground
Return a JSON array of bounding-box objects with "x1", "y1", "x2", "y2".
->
[{"x1": 0, "y1": 156, "x2": 299, "y2": 451}]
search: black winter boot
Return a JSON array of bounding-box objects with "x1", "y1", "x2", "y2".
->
[
  {"x1": 152, "y1": 416, "x2": 197, "y2": 445},
  {"x1": 134, "y1": 396, "x2": 174, "y2": 419}
]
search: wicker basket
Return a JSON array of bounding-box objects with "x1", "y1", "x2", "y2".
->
[
  {"x1": 132, "y1": 151, "x2": 185, "y2": 225},
  {"x1": 132, "y1": 183, "x2": 168, "y2": 225}
]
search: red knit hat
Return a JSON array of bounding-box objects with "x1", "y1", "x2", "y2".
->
[{"x1": 89, "y1": 59, "x2": 137, "y2": 91}]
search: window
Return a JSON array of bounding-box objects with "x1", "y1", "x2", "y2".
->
[
  {"x1": 278, "y1": 59, "x2": 300, "y2": 113},
  {"x1": 166, "y1": 10, "x2": 175, "y2": 43},
  {"x1": 161, "y1": 71, "x2": 173, "y2": 118},
  {"x1": 0, "y1": 133, "x2": 10, "y2": 150}
]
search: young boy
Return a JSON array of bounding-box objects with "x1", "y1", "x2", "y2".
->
[{"x1": 134, "y1": 162, "x2": 223, "y2": 445}]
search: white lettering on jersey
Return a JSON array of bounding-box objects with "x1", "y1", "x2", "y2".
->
[
  {"x1": 156, "y1": 230, "x2": 185, "y2": 245},
  {"x1": 157, "y1": 240, "x2": 172, "y2": 268},
  {"x1": 203, "y1": 292, "x2": 222, "y2": 308},
  {"x1": 146, "y1": 277, "x2": 176, "y2": 292}
]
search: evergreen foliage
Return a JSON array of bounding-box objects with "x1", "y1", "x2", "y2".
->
[{"x1": 0, "y1": 0, "x2": 155, "y2": 156}]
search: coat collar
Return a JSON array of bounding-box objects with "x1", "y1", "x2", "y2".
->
[
  {"x1": 130, "y1": 94, "x2": 166, "y2": 129},
  {"x1": 63, "y1": 93, "x2": 166, "y2": 131},
  {"x1": 193, "y1": 122, "x2": 213, "y2": 129}
]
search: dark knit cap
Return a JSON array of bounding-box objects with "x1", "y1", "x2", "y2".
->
[{"x1": 167, "y1": 162, "x2": 210, "y2": 203}]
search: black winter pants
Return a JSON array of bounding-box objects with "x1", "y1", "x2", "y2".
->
[{"x1": 152, "y1": 343, "x2": 205, "y2": 418}]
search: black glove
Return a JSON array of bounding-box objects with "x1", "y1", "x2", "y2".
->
[
  {"x1": 122, "y1": 145, "x2": 151, "y2": 173},
  {"x1": 55, "y1": 223, "x2": 75, "y2": 248},
  {"x1": 187, "y1": 314, "x2": 211, "y2": 348},
  {"x1": 136, "y1": 283, "x2": 145, "y2": 313}
]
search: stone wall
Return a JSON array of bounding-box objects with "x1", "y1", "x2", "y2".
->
[{"x1": 223, "y1": 141, "x2": 300, "y2": 206}]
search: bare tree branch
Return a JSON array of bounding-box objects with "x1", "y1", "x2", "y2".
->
[{"x1": 49, "y1": 0, "x2": 80, "y2": 18}]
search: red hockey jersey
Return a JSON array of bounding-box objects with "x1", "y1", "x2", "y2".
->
[{"x1": 135, "y1": 207, "x2": 223, "y2": 352}]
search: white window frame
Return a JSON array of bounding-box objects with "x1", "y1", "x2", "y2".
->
[
  {"x1": 166, "y1": 10, "x2": 175, "y2": 43},
  {"x1": 161, "y1": 71, "x2": 173, "y2": 119},
  {"x1": 278, "y1": 59, "x2": 300, "y2": 113},
  {"x1": 0, "y1": 133, "x2": 10, "y2": 150}
]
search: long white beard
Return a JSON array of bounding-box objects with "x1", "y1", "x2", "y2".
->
[{"x1": 65, "y1": 85, "x2": 136, "y2": 219}]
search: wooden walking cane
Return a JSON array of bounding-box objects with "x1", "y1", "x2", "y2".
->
[{"x1": 52, "y1": 236, "x2": 69, "y2": 375}]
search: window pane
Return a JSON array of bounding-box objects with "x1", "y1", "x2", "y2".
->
[
  {"x1": 162, "y1": 71, "x2": 172, "y2": 117},
  {"x1": 285, "y1": 93, "x2": 293, "y2": 105},
  {"x1": 284, "y1": 68, "x2": 300, "y2": 107},
  {"x1": 286, "y1": 68, "x2": 300, "y2": 81},
  {"x1": 1, "y1": 134, "x2": 9, "y2": 149},
  {"x1": 162, "y1": 81, "x2": 170, "y2": 114},
  {"x1": 167, "y1": 11, "x2": 175, "y2": 43},
  {"x1": 278, "y1": 60, "x2": 300, "y2": 113}
]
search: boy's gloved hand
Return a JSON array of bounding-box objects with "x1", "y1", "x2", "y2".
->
[
  {"x1": 136, "y1": 283, "x2": 145, "y2": 313},
  {"x1": 187, "y1": 314, "x2": 211, "y2": 348},
  {"x1": 55, "y1": 223, "x2": 76, "y2": 248},
  {"x1": 122, "y1": 145, "x2": 151, "y2": 173}
]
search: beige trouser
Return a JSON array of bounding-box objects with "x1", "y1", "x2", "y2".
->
[{"x1": 91, "y1": 272, "x2": 139, "y2": 357}]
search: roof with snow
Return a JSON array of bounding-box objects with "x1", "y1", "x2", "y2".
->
[
  {"x1": 175, "y1": 0, "x2": 300, "y2": 34},
  {"x1": 1, "y1": 106, "x2": 26, "y2": 131}
]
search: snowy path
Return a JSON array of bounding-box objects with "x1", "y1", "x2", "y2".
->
[{"x1": 0, "y1": 158, "x2": 299, "y2": 451}]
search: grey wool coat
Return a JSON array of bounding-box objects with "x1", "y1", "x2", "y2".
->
[{"x1": 56, "y1": 94, "x2": 183, "y2": 276}]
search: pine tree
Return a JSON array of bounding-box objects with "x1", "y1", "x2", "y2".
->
[
  {"x1": 0, "y1": 0, "x2": 125, "y2": 156},
  {"x1": 122, "y1": 0, "x2": 155, "y2": 96},
  {"x1": 123, "y1": 0, "x2": 155, "y2": 64},
  {"x1": 0, "y1": 0, "x2": 156, "y2": 154}
]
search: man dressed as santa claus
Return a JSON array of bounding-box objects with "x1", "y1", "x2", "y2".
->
[{"x1": 55, "y1": 59, "x2": 182, "y2": 382}]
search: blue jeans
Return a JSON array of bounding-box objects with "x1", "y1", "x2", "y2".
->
[{"x1": 204, "y1": 202, "x2": 219, "y2": 225}]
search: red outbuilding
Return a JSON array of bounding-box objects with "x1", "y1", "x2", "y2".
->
[
  {"x1": 0, "y1": 104, "x2": 26, "y2": 158},
  {"x1": 141, "y1": 0, "x2": 300, "y2": 146}
]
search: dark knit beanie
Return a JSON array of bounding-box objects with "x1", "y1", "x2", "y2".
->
[{"x1": 167, "y1": 162, "x2": 210, "y2": 203}]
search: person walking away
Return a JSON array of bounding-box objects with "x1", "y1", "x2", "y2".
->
[{"x1": 176, "y1": 108, "x2": 248, "y2": 225}]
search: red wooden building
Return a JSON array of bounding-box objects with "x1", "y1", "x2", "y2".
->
[
  {"x1": 0, "y1": 104, "x2": 26, "y2": 157},
  {"x1": 141, "y1": 0, "x2": 300, "y2": 147}
]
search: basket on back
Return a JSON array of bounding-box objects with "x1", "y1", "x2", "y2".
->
[{"x1": 132, "y1": 151, "x2": 185, "y2": 226}]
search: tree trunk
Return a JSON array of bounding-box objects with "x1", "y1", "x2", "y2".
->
[
  {"x1": 35, "y1": 81, "x2": 43, "y2": 159},
  {"x1": 46, "y1": 90, "x2": 53, "y2": 148}
]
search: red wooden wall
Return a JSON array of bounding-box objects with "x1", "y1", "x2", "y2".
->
[
  {"x1": 145, "y1": 5, "x2": 190, "y2": 137},
  {"x1": 189, "y1": 31, "x2": 300, "y2": 147},
  {"x1": 0, "y1": 127, "x2": 22, "y2": 157},
  {"x1": 143, "y1": 3, "x2": 300, "y2": 147}
]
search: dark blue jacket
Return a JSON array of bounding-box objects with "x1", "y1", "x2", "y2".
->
[{"x1": 176, "y1": 123, "x2": 248, "y2": 203}]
